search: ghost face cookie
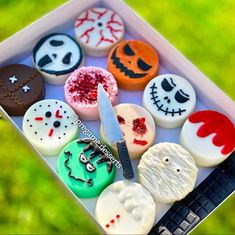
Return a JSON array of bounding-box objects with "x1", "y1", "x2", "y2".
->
[
  {"x1": 74, "y1": 8, "x2": 124, "y2": 56},
  {"x1": 33, "y1": 33, "x2": 84, "y2": 85},
  {"x1": 180, "y1": 110, "x2": 235, "y2": 167},
  {"x1": 22, "y1": 99, "x2": 79, "y2": 156},
  {"x1": 0, "y1": 64, "x2": 44, "y2": 116},
  {"x1": 138, "y1": 142, "x2": 198, "y2": 204},
  {"x1": 57, "y1": 138, "x2": 115, "y2": 198},
  {"x1": 143, "y1": 74, "x2": 196, "y2": 128},
  {"x1": 108, "y1": 40, "x2": 159, "y2": 91},
  {"x1": 95, "y1": 180, "x2": 156, "y2": 235}
]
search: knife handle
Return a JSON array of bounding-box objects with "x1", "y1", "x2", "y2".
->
[{"x1": 117, "y1": 140, "x2": 134, "y2": 179}]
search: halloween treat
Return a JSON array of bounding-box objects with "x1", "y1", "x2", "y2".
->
[
  {"x1": 57, "y1": 138, "x2": 115, "y2": 198},
  {"x1": 0, "y1": 64, "x2": 44, "y2": 116},
  {"x1": 138, "y1": 142, "x2": 198, "y2": 204},
  {"x1": 22, "y1": 99, "x2": 79, "y2": 156},
  {"x1": 107, "y1": 40, "x2": 159, "y2": 91},
  {"x1": 33, "y1": 33, "x2": 84, "y2": 85},
  {"x1": 64, "y1": 66, "x2": 118, "y2": 120},
  {"x1": 96, "y1": 180, "x2": 156, "y2": 235},
  {"x1": 100, "y1": 103, "x2": 156, "y2": 160},
  {"x1": 74, "y1": 7, "x2": 124, "y2": 57},
  {"x1": 143, "y1": 74, "x2": 196, "y2": 128},
  {"x1": 180, "y1": 110, "x2": 235, "y2": 167}
]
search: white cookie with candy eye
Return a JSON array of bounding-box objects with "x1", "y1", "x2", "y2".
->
[
  {"x1": 22, "y1": 99, "x2": 79, "y2": 156},
  {"x1": 143, "y1": 74, "x2": 196, "y2": 128}
]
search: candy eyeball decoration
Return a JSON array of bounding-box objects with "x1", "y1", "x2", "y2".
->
[
  {"x1": 180, "y1": 110, "x2": 235, "y2": 167},
  {"x1": 95, "y1": 180, "x2": 156, "y2": 235},
  {"x1": 22, "y1": 99, "x2": 79, "y2": 156},
  {"x1": 74, "y1": 8, "x2": 124, "y2": 56},
  {"x1": 143, "y1": 74, "x2": 196, "y2": 128},
  {"x1": 33, "y1": 33, "x2": 84, "y2": 85}
]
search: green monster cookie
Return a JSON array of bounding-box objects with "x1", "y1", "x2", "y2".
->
[{"x1": 57, "y1": 138, "x2": 116, "y2": 198}]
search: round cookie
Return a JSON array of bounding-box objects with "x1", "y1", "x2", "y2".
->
[
  {"x1": 22, "y1": 99, "x2": 79, "y2": 156},
  {"x1": 137, "y1": 142, "x2": 198, "y2": 204},
  {"x1": 95, "y1": 180, "x2": 156, "y2": 235},
  {"x1": 74, "y1": 7, "x2": 124, "y2": 57},
  {"x1": 64, "y1": 66, "x2": 118, "y2": 120},
  {"x1": 0, "y1": 64, "x2": 44, "y2": 116},
  {"x1": 33, "y1": 33, "x2": 84, "y2": 85},
  {"x1": 108, "y1": 40, "x2": 159, "y2": 91},
  {"x1": 180, "y1": 110, "x2": 235, "y2": 167},
  {"x1": 143, "y1": 74, "x2": 196, "y2": 128},
  {"x1": 57, "y1": 138, "x2": 115, "y2": 198},
  {"x1": 100, "y1": 103, "x2": 156, "y2": 160}
]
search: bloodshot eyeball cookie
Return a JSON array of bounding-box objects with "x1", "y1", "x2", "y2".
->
[
  {"x1": 143, "y1": 74, "x2": 196, "y2": 128},
  {"x1": 180, "y1": 110, "x2": 235, "y2": 167},
  {"x1": 74, "y1": 8, "x2": 124, "y2": 56},
  {"x1": 22, "y1": 99, "x2": 79, "y2": 156}
]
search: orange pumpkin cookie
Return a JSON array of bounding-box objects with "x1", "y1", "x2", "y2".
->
[{"x1": 107, "y1": 40, "x2": 159, "y2": 91}]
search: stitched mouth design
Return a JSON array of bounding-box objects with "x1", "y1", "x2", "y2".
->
[{"x1": 150, "y1": 83, "x2": 186, "y2": 117}]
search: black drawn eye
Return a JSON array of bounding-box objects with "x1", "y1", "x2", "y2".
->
[
  {"x1": 163, "y1": 157, "x2": 170, "y2": 164},
  {"x1": 123, "y1": 44, "x2": 135, "y2": 56},
  {"x1": 175, "y1": 89, "x2": 190, "y2": 103},
  {"x1": 50, "y1": 40, "x2": 64, "y2": 47},
  {"x1": 176, "y1": 168, "x2": 181, "y2": 174},
  {"x1": 45, "y1": 111, "x2": 52, "y2": 118},
  {"x1": 79, "y1": 153, "x2": 88, "y2": 164},
  {"x1": 62, "y1": 52, "x2": 72, "y2": 65},
  {"x1": 38, "y1": 55, "x2": 53, "y2": 68},
  {"x1": 161, "y1": 78, "x2": 175, "y2": 92},
  {"x1": 137, "y1": 58, "x2": 152, "y2": 71},
  {"x1": 86, "y1": 163, "x2": 96, "y2": 172}
]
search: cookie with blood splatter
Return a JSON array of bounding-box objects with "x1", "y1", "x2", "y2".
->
[
  {"x1": 100, "y1": 103, "x2": 156, "y2": 159},
  {"x1": 64, "y1": 66, "x2": 119, "y2": 120},
  {"x1": 22, "y1": 99, "x2": 79, "y2": 156},
  {"x1": 74, "y1": 8, "x2": 124, "y2": 56},
  {"x1": 180, "y1": 110, "x2": 235, "y2": 167}
]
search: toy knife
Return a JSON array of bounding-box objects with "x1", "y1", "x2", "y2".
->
[{"x1": 97, "y1": 84, "x2": 134, "y2": 179}]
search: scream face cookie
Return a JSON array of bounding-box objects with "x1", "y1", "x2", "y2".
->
[
  {"x1": 95, "y1": 180, "x2": 156, "y2": 235},
  {"x1": 57, "y1": 138, "x2": 115, "y2": 198},
  {"x1": 108, "y1": 40, "x2": 159, "y2": 90},
  {"x1": 0, "y1": 64, "x2": 44, "y2": 116},
  {"x1": 180, "y1": 110, "x2": 235, "y2": 167},
  {"x1": 33, "y1": 33, "x2": 84, "y2": 85},
  {"x1": 22, "y1": 99, "x2": 79, "y2": 156},
  {"x1": 74, "y1": 8, "x2": 124, "y2": 56},
  {"x1": 143, "y1": 74, "x2": 196, "y2": 128}
]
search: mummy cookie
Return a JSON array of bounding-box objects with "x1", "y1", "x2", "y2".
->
[
  {"x1": 74, "y1": 8, "x2": 124, "y2": 56},
  {"x1": 100, "y1": 103, "x2": 156, "y2": 160},
  {"x1": 180, "y1": 110, "x2": 235, "y2": 167},
  {"x1": 33, "y1": 33, "x2": 84, "y2": 85},
  {"x1": 108, "y1": 40, "x2": 159, "y2": 90},
  {"x1": 57, "y1": 138, "x2": 115, "y2": 198},
  {"x1": 96, "y1": 180, "x2": 156, "y2": 235},
  {"x1": 0, "y1": 64, "x2": 44, "y2": 116},
  {"x1": 64, "y1": 66, "x2": 118, "y2": 120},
  {"x1": 138, "y1": 143, "x2": 198, "y2": 204},
  {"x1": 22, "y1": 99, "x2": 79, "y2": 156},
  {"x1": 143, "y1": 74, "x2": 196, "y2": 128}
]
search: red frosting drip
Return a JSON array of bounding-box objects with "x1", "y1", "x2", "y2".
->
[
  {"x1": 133, "y1": 138, "x2": 148, "y2": 146},
  {"x1": 132, "y1": 117, "x2": 147, "y2": 135},
  {"x1": 117, "y1": 115, "x2": 125, "y2": 124}
]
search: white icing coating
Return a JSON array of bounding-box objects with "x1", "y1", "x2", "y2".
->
[
  {"x1": 22, "y1": 99, "x2": 79, "y2": 156},
  {"x1": 142, "y1": 74, "x2": 196, "y2": 128},
  {"x1": 95, "y1": 180, "x2": 156, "y2": 235},
  {"x1": 137, "y1": 142, "x2": 198, "y2": 204}
]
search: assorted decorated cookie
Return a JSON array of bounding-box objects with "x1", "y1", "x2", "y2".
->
[
  {"x1": 74, "y1": 7, "x2": 124, "y2": 56},
  {"x1": 100, "y1": 103, "x2": 156, "y2": 160},
  {"x1": 143, "y1": 74, "x2": 196, "y2": 128},
  {"x1": 64, "y1": 66, "x2": 118, "y2": 120},
  {"x1": 138, "y1": 142, "x2": 198, "y2": 204},
  {"x1": 22, "y1": 99, "x2": 79, "y2": 156},
  {"x1": 33, "y1": 33, "x2": 84, "y2": 85},
  {"x1": 96, "y1": 180, "x2": 156, "y2": 235},
  {"x1": 57, "y1": 138, "x2": 115, "y2": 198},
  {"x1": 108, "y1": 40, "x2": 159, "y2": 91},
  {"x1": 180, "y1": 110, "x2": 235, "y2": 167}
]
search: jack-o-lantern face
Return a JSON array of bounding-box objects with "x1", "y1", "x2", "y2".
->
[{"x1": 108, "y1": 40, "x2": 159, "y2": 91}]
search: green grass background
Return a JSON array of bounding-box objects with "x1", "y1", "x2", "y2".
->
[{"x1": 0, "y1": 0, "x2": 235, "y2": 234}]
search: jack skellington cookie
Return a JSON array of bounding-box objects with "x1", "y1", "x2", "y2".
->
[
  {"x1": 0, "y1": 64, "x2": 44, "y2": 116},
  {"x1": 143, "y1": 74, "x2": 196, "y2": 128},
  {"x1": 33, "y1": 33, "x2": 84, "y2": 85},
  {"x1": 74, "y1": 8, "x2": 124, "y2": 56},
  {"x1": 22, "y1": 99, "x2": 79, "y2": 156},
  {"x1": 57, "y1": 138, "x2": 115, "y2": 198}
]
